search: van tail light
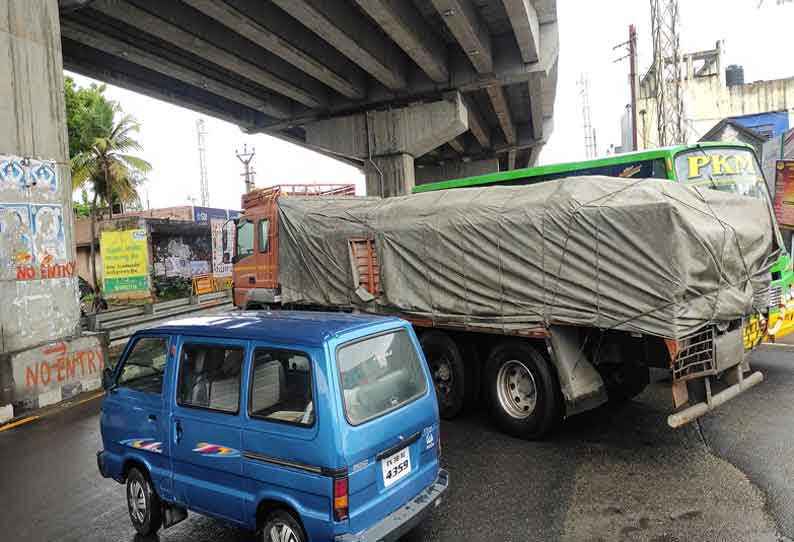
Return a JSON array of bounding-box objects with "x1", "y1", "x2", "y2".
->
[{"x1": 333, "y1": 476, "x2": 349, "y2": 521}]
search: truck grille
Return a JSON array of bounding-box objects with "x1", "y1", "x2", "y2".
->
[
  {"x1": 672, "y1": 328, "x2": 715, "y2": 381},
  {"x1": 754, "y1": 285, "x2": 770, "y2": 310},
  {"x1": 769, "y1": 284, "x2": 783, "y2": 308}
]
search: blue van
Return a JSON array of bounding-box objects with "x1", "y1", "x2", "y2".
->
[{"x1": 97, "y1": 312, "x2": 447, "y2": 542}]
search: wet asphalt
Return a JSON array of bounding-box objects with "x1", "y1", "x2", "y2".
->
[{"x1": 1, "y1": 347, "x2": 792, "y2": 542}]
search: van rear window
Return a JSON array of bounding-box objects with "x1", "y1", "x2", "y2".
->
[{"x1": 337, "y1": 330, "x2": 427, "y2": 425}]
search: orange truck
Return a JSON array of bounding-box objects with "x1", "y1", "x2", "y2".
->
[{"x1": 226, "y1": 183, "x2": 770, "y2": 439}]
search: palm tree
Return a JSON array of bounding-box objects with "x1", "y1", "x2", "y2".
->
[{"x1": 71, "y1": 107, "x2": 152, "y2": 290}]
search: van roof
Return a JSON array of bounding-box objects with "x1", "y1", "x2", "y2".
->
[{"x1": 141, "y1": 311, "x2": 403, "y2": 347}]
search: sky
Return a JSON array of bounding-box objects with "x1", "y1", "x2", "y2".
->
[{"x1": 67, "y1": 0, "x2": 794, "y2": 210}]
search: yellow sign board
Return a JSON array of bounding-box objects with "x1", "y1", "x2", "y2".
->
[{"x1": 100, "y1": 229, "x2": 149, "y2": 294}]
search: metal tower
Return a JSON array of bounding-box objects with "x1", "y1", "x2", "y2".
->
[
  {"x1": 650, "y1": 0, "x2": 685, "y2": 146},
  {"x1": 196, "y1": 118, "x2": 210, "y2": 207},
  {"x1": 578, "y1": 73, "x2": 597, "y2": 159}
]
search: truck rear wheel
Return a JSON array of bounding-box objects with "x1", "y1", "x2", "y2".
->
[
  {"x1": 420, "y1": 330, "x2": 466, "y2": 419},
  {"x1": 485, "y1": 341, "x2": 561, "y2": 440}
]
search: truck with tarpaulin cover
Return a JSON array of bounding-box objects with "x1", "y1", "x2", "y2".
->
[{"x1": 226, "y1": 179, "x2": 777, "y2": 439}]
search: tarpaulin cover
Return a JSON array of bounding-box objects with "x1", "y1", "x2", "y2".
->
[{"x1": 278, "y1": 177, "x2": 777, "y2": 339}]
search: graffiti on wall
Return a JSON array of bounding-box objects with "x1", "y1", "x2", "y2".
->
[{"x1": 12, "y1": 335, "x2": 105, "y2": 398}]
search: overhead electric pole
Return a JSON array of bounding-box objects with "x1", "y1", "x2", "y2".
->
[
  {"x1": 613, "y1": 25, "x2": 640, "y2": 150},
  {"x1": 650, "y1": 0, "x2": 685, "y2": 146},
  {"x1": 235, "y1": 143, "x2": 256, "y2": 193},
  {"x1": 578, "y1": 73, "x2": 597, "y2": 159},
  {"x1": 196, "y1": 118, "x2": 210, "y2": 207}
]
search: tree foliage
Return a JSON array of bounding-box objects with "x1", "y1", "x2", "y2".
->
[{"x1": 64, "y1": 76, "x2": 114, "y2": 159}]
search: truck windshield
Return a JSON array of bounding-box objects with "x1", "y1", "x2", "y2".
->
[
  {"x1": 675, "y1": 148, "x2": 769, "y2": 201},
  {"x1": 337, "y1": 330, "x2": 427, "y2": 425}
]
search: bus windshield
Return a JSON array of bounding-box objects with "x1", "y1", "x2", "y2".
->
[{"x1": 675, "y1": 147, "x2": 768, "y2": 201}]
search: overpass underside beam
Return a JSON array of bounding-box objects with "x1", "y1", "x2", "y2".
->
[{"x1": 306, "y1": 93, "x2": 469, "y2": 196}]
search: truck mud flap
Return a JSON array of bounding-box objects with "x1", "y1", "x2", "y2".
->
[{"x1": 667, "y1": 368, "x2": 763, "y2": 428}]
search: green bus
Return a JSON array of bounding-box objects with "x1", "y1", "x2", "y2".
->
[{"x1": 414, "y1": 142, "x2": 794, "y2": 342}]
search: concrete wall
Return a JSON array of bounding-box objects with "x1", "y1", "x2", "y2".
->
[
  {"x1": 1, "y1": 333, "x2": 106, "y2": 411},
  {"x1": 0, "y1": 0, "x2": 80, "y2": 353}
]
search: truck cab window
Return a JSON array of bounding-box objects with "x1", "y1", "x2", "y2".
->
[
  {"x1": 258, "y1": 219, "x2": 270, "y2": 253},
  {"x1": 236, "y1": 220, "x2": 254, "y2": 261},
  {"x1": 118, "y1": 337, "x2": 168, "y2": 395}
]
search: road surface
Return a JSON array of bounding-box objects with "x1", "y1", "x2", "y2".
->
[{"x1": 1, "y1": 348, "x2": 791, "y2": 542}]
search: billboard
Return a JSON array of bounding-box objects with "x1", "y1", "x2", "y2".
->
[
  {"x1": 773, "y1": 160, "x2": 794, "y2": 229},
  {"x1": 100, "y1": 229, "x2": 150, "y2": 295},
  {"x1": 210, "y1": 217, "x2": 234, "y2": 276}
]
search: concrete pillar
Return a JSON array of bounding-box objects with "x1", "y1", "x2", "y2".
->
[
  {"x1": 305, "y1": 92, "x2": 468, "y2": 196},
  {"x1": 0, "y1": 0, "x2": 80, "y2": 352},
  {"x1": 415, "y1": 158, "x2": 499, "y2": 186}
]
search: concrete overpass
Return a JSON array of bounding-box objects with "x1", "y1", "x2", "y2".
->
[{"x1": 59, "y1": 0, "x2": 559, "y2": 195}]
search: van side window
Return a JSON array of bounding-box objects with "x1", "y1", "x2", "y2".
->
[
  {"x1": 118, "y1": 337, "x2": 168, "y2": 395},
  {"x1": 178, "y1": 344, "x2": 244, "y2": 414},
  {"x1": 249, "y1": 348, "x2": 314, "y2": 426}
]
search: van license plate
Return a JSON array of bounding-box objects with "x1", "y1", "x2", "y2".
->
[{"x1": 381, "y1": 447, "x2": 411, "y2": 488}]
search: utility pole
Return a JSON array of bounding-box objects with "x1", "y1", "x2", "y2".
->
[
  {"x1": 235, "y1": 143, "x2": 256, "y2": 193},
  {"x1": 196, "y1": 119, "x2": 210, "y2": 207},
  {"x1": 613, "y1": 25, "x2": 639, "y2": 150},
  {"x1": 650, "y1": 0, "x2": 684, "y2": 146},
  {"x1": 578, "y1": 73, "x2": 597, "y2": 159}
]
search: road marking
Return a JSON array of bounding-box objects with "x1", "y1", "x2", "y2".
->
[
  {"x1": 71, "y1": 391, "x2": 105, "y2": 407},
  {"x1": 0, "y1": 416, "x2": 40, "y2": 432}
]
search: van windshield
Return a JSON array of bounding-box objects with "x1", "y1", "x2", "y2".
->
[{"x1": 337, "y1": 330, "x2": 427, "y2": 425}]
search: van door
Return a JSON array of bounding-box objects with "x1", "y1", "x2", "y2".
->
[
  {"x1": 103, "y1": 335, "x2": 173, "y2": 499},
  {"x1": 335, "y1": 328, "x2": 440, "y2": 535},
  {"x1": 170, "y1": 337, "x2": 247, "y2": 524}
]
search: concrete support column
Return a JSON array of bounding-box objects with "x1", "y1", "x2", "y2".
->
[
  {"x1": 364, "y1": 154, "x2": 415, "y2": 198},
  {"x1": 305, "y1": 92, "x2": 468, "y2": 196},
  {"x1": 0, "y1": 0, "x2": 79, "y2": 354}
]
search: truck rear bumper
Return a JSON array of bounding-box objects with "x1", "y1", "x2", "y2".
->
[{"x1": 668, "y1": 368, "x2": 763, "y2": 428}]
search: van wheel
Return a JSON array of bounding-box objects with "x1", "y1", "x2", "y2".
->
[
  {"x1": 126, "y1": 467, "x2": 162, "y2": 535},
  {"x1": 420, "y1": 331, "x2": 466, "y2": 419},
  {"x1": 261, "y1": 509, "x2": 305, "y2": 542},
  {"x1": 485, "y1": 341, "x2": 561, "y2": 440}
]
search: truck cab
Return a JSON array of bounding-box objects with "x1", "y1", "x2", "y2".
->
[
  {"x1": 97, "y1": 312, "x2": 447, "y2": 541},
  {"x1": 231, "y1": 184, "x2": 356, "y2": 309}
]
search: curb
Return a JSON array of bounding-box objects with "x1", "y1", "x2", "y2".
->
[{"x1": 0, "y1": 389, "x2": 105, "y2": 432}]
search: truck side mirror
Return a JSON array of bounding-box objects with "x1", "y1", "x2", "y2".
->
[{"x1": 101, "y1": 367, "x2": 116, "y2": 391}]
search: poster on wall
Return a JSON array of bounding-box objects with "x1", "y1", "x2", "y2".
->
[
  {"x1": 210, "y1": 218, "x2": 234, "y2": 276},
  {"x1": 100, "y1": 229, "x2": 150, "y2": 295},
  {"x1": 0, "y1": 157, "x2": 58, "y2": 193},
  {"x1": 0, "y1": 204, "x2": 34, "y2": 265},
  {"x1": 773, "y1": 160, "x2": 794, "y2": 228},
  {"x1": 31, "y1": 204, "x2": 65, "y2": 264}
]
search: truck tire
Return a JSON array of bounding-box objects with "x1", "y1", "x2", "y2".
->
[
  {"x1": 420, "y1": 330, "x2": 466, "y2": 419},
  {"x1": 484, "y1": 341, "x2": 561, "y2": 440},
  {"x1": 126, "y1": 467, "x2": 162, "y2": 536}
]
